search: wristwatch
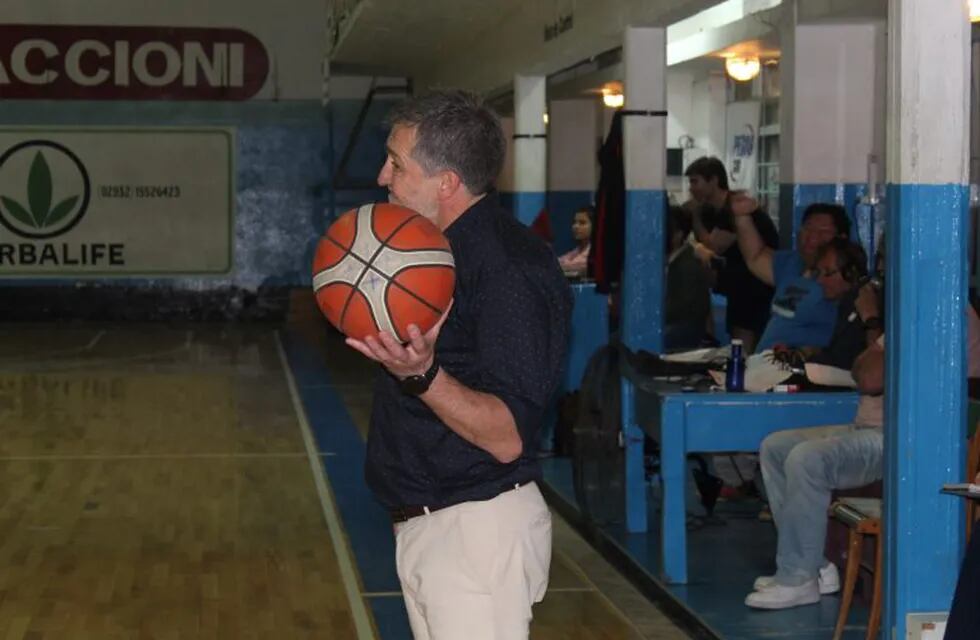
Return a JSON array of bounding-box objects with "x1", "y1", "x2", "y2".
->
[
  {"x1": 398, "y1": 359, "x2": 440, "y2": 396},
  {"x1": 862, "y1": 316, "x2": 883, "y2": 331}
]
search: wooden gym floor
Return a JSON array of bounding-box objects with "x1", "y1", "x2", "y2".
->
[{"x1": 0, "y1": 323, "x2": 691, "y2": 639}]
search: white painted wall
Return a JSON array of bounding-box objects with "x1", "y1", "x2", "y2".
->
[
  {"x1": 548, "y1": 99, "x2": 599, "y2": 191},
  {"x1": 514, "y1": 75, "x2": 548, "y2": 193},
  {"x1": 688, "y1": 73, "x2": 727, "y2": 160},
  {"x1": 790, "y1": 21, "x2": 887, "y2": 184},
  {"x1": 2, "y1": 0, "x2": 326, "y2": 100},
  {"x1": 667, "y1": 70, "x2": 695, "y2": 149}
]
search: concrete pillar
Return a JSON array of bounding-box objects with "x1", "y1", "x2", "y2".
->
[
  {"x1": 512, "y1": 75, "x2": 547, "y2": 226},
  {"x1": 621, "y1": 25, "x2": 666, "y2": 538},
  {"x1": 884, "y1": 0, "x2": 970, "y2": 636}
]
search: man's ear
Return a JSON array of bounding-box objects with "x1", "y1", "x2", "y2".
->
[{"x1": 438, "y1": 170, "x2": 463, "y2": 199}]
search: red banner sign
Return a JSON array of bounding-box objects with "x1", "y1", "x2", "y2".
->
[{"x1": 0, "y1": 25, "x2": 269, "y2": 100}]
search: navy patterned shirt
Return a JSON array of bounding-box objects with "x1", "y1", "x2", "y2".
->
[{"x1": 365, "y1": 193, "x2": 573, "y2": 510}]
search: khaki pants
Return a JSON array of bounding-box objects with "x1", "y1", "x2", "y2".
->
[{"x1": 394, "y1": 482, "x2": 552, "y2": 640}]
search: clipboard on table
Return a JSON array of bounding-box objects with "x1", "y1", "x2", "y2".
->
[{"x1": 941, "y1": 483, "x2": 980, "y2": 500}]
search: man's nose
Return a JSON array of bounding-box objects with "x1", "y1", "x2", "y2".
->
[{"x1": 377, "y1": 161, "x2": 391, "y2": 187}]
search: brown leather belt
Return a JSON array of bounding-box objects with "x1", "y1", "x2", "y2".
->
[{"x1": 390, "y1": 480, "x2": 533, "y2": 523}]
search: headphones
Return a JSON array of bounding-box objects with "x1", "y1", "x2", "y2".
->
[{"x1": 835, "y1": 239, "x2": 869, "y2": 285}]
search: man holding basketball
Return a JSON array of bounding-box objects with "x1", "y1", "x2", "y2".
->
[{"x1": 345, "y1": 90, "x2": 572, "y2": 639}]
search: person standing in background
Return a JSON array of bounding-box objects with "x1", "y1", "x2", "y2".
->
[{"x1": 684, "y1": 157, "x2": 778, "y2": 353}]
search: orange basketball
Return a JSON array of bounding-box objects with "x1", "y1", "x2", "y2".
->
[{"x1": 312, "y1": 202, "x2": 456, "y2": 342}]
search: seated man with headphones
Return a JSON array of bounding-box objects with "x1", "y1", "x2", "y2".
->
[
  {"x1": 771, "y1": 237, "x2": 882, "y2": 371},
  {"x1": 744, "y1": 238, "x2": 885, "y2": 611}
]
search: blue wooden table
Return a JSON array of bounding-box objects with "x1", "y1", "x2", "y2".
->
[{"x1": 622, "y1": 374, "x2": 860, "y2": 584}]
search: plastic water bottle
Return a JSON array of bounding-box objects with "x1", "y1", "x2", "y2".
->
[{"x1": 725, "y1": 339, "x2": 745, "y2": 392}]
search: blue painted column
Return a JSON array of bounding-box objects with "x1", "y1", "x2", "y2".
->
[
  {"x1": 778, "y1": 16, "x2": 886, "y2": 251},
  {"x1": 620, "y1": 26, "x2": 667, "y2": 534},
  {"x1": 512, "y1": 75, "x2": 547, "y2": 226},
  {"x1": 883, "y1": 1, "x2": 970, "y2": 636}
]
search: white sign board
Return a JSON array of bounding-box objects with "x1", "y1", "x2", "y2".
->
[
  {"x1": 0, "y1": 0, "x2": 328, "y2": 100},
  {"x1": 725, "y1": 100, "x2": 761, "y2": 193},
  {"x1": 0, "y1": 128, "x2": 233, "y2": 275}
]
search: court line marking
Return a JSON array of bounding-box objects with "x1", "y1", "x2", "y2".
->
[
  {"x1": 302, "y1": 383, "x2": 373, "y2": 391},
  {"x1": 0, "y1": 339, "x2": 195, "y2": 370},
  {"x1": 357, "y1": 588, "x2": 610, "y2": 598},
  {"x1": 553, "y1": 546, "x2": 652, "y2": 638},
  {"x1": 85, "y1": 330, "x2": 106, "y2": 351},
  {"x1": 0, "y1": 329, "x2": 106, "y2": 361},
  {"x1": 276, "y1": 331, "x2": 376, "y2": 640}
]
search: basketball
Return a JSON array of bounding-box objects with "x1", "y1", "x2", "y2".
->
[{"x1": 312, "y1": 202, "x2": 456, "y2": 342}]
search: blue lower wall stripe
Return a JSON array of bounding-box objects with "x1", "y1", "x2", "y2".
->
[
  {"x1": 778, "y1": 182, "x2": 871, "y2": 250},
  {"x1": 622, "y1": 189, "x2": 665, "y2": 354},
  {"x1": 883, "y1": 182, "x2": 967, "y2": 638},
  {"x1": 512, "y1": 190, "x2": 547, "y2": 227}
]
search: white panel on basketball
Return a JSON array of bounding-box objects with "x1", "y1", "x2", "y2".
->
[
  {"x1": 311, "y1": 255, "x2": 364, "y2": 292},
  {"x1": 370, "y1": 248, "x2": 455, "y2": 278},
  {"x1": 311, "y1": 204, "x2": 381, "y2": 293},
  {"x1": 357, "y1": 266, "x2": 399, "y2": 338},
  {"x1": 349, "y1": 203, "x2": 385, "y2": 262}
]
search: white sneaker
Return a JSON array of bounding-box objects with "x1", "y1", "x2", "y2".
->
[
  {"x1": 745, "y1": 580, "x2": 821, "y2": 609},
  {"x1": 753, "y1": 562, "x2": 840, "y2": 595}
]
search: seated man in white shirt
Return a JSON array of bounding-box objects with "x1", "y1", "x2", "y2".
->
[
  {"x1": 748, "y1": 305, "x2": 980, "y2": 610},
  {"x1": 746, "y1": 337, "x2": 883, "y2": 609}
]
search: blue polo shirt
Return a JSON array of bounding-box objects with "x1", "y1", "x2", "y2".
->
[{"x1": 756, "y1": 250, "x2": 838, "y2": 351}]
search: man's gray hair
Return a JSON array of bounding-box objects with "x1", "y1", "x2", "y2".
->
[{"x1": 387, "y1": 89, "x2": 505, "y2": 195}]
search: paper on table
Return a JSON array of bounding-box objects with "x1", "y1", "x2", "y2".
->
[
  {"x1": 805, "y1": 362, "x2": 858, "y2": 388},
  {"x1": 707, "y1": 351, "x2": 793, "y2": 392},
  {"x1": 662, "y1": 346, "x2": 728, "y2": 363}
]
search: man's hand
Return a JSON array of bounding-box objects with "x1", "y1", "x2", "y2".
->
[
  {"x1": 693, "y1": 242, "x2": 718, "y2": 267},
  {"x1": 854, "y1": 283, "x2": 879, "y2": 323},
  {"x1": 730, "y1": 191, "x2": 759, "y2": 217},
  {"x1": 769, "y1": 344, "x2": 806, "y2": 369},
  {"x1": 345, "y1": 301, "x2": 453, "y2": 379}
]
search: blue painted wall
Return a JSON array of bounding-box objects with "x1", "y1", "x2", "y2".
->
[{"x1": 498, "y1": 189, "x2": 593, "y2": 256}]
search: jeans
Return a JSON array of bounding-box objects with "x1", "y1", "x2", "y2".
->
[{"x1": 760, "y1": 424, "x2": 883, "y2": 586}]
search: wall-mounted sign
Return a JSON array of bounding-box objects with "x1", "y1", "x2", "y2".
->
[
  {"x1": 0, "y1": 128, "x2": 233, "y2": 276},
  {"x1": 0, "y1": 25, "x2": 268, "y2": 100},
  {"x1": 725, "y1": 100, "x2": 761, "y2": 193}
]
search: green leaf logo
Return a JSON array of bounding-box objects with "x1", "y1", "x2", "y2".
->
[
  {"x1": 28, "y1": 151, "x2": 52, "y2": 226},
  {"x1": 1, "y1": 150, "x2": 79, "y2": 229}
]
